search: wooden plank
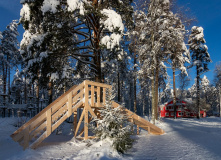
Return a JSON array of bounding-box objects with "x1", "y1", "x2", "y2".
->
[
  {"x1": 91, "y1": 86, "x2": 94, "y2": 106},
  {"x1": 88, "y1": 106, "x2": 96, "y2": 118},
  {"x1": 46, "y1": 108, "x2": 52, "y2": 136},
  {"x1": 137, "y1": 125, "x2": 139, "y2": 135},
  {"x1": 23, "y1": 126, "x2": 30, "y2": 150},
  {"x1": 30, "y1": 121, "x2": 47, "y2": 140},
  {"x1": 11, "y1": 85, "x2": 78, "y2": 139},
  {"x1": 84, "y1": 82, "x2": 89, "y2": 140},
  {"x1": 72, "y1": 101, "x2": 83, "y2": 114},
  {"x1": 75, "y1": 108, "x2": 85, "y2": 137},
  {"x1": 85, "y1": 80, "x2": 111, "y2": 88},
  {"x1": 51, "y1": 97, "x2": 68, "y2": 114},
  {"x1": 51, "y1": 113, "x2": 68, "y2": 132},
  {"x1": 29, "y1": 112, "x2": 46, "y2": 133},
  {"x1": 67, "y1": 91, "x2": 73, "y2": 117},
  {"x1": 52, "y1": 104, "x2": 68, "y2": 123},
  {"x1": 78, "y1": 116, "x2": 93, "y2": 137},
  {"x1": 112, "y1": 101, "x2": 165, "y2": 135},
  {"x1": 72, "y1": 83, "x2": 84, "y2": 97},
  {"x1": 72, "y1": 89, "x2": 84, "y2": 105},
  {"x1": 30, "y1": 132, "x2": 47, "y2": 149},
  {"x1": 73, "y1": 111, "x2": 77, "y2": 134},
  {"x1": 103, "y1": 88, "x2": 106, "y2": 105},
  {"x1": 97, "y1": 87, "x2": 100, "y2": 107}
]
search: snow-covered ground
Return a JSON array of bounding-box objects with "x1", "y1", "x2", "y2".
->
[{"x1": 1, "y1": 117, "x2": 221, "y2": 160}]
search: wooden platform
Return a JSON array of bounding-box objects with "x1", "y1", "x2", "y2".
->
[{"x1": 11, "y1": 80, "x2": 164, "y2": 150}]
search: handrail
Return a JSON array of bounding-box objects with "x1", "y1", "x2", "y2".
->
[
  {"x1": 11, "y1": 80, "x2": 164, "y2": 150},
  {"x1": 11, "y1": 85, "x2": 78, "y2": 138}
]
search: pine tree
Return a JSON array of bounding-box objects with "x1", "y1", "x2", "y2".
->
[
  {"x1": 90, "y1": 88, "x2": 133, "y2": 154},
  {"x1": 188, "y1": 26, "x2": 212, "y2": 118},
  {"x1": 20, "y1": 0, "x2": 78, "y2": 104},
  {"x1": 214, "y1": 62, "x2": 221, "y2": 117},
  {"x1": 0, "y1": 20, "x2": 20, "y2": 104}
]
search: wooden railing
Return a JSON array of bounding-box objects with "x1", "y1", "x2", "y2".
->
[{"x1": 11, "y1": 80, "x2": 164, "y2": 150}]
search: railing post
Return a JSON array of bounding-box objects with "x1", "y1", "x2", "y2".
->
[
  {"x1": 97, "y1": 87, "x2": 100, "y2": 107},
  {"x1": 84, "y1": 81, "x2": 89, "y2": 140},
  {"x1": 73, "y1": 111, "x2": 77, "y2": 134},
  {"x1": 68, "y1": 91, "x2": 73, "y2": 117},
  {"x1": 103, "y1": 88, "x2": 106, "y2": 105},
  {"x1": 46, "y1": 108, "x2": 52, "y2": 136},
  {"x1": 91, "y1": 86, "x2": 94, "y2": 107}
]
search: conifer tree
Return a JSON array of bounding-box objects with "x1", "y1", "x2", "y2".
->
[
  {"x1": 188, "y1": 26, "x2": 212, "y2": 118},
  {"x1": 90, "y1": 88, "x2": 133, "y2": 154},
  {"x1": 0, "y1": 20, "x2": 20, "y2": 103}
]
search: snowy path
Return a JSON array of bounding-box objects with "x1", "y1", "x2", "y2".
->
[
  {"x1": 1, "y1": 117, "x2": 221, "y2": 159},
  {"x1": 128, "y1": 118, "x2": 221, "y2": 160}
]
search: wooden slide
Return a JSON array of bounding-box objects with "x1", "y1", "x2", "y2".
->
[{"x1": 11, "y1": 80, "x2": 164, "y2": 150}]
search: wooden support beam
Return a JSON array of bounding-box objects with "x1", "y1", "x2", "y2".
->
[
  {"x1": 78, "y1": 116, "x2": 93, "y2": 137},
  {"x1": 23, "y1": 126, "x2": 30, "y2": 150},
  {"x1": 46, "y1": 108, "x2": 52, "y2": 136},
  {"x1": 73, "y1": 111, "x2": 77, "y2": 134},
  {"x1": 30, "y1": 122, "x2": 46, "y2": 140},
  {"x1": 84, "y1": 80, "x2": 111, "y2": 88},
  {"x1": 84, "y1": 82, "x2": 89, "y2": 140},
  {"x1": 75, "y1": 108, "x2": 85, "y2": 137},
  {"x1": 30, "y1": 132, "x2": 47, "y2": 149},
  {"x1": 103, "y1": 88, "x2": 106, "y2": 105},
  {"x1": 91, "y1": 86, "x2": 94, "y2": 107},
  {"x1": 137, "y1": 125, "x2": 139, "y2": 135},
  {"x1": 97, "y1": 87, "x2": 100, "y2": 107},
  {"x1": 67, "y1": 91, "x2": 73, "y2": 117}
]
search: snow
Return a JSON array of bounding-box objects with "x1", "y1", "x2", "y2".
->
[
  {"x1": 100, "y1": 9, "x2": 124, "y2": 33},
  {"x1": 100, "y1": 33, "x2": 121, "y2": 50},
  {"x1": 67, "y1": 0, "x2": 86, "y2": 15},
  {"x1": 1, "y1": 117, "x2": 221, "y2": 159},
  {"x1": 20, "y1": 4, "x2": 30, "y2": 21},
  {"x1": 41, "y1": 0, "x2": 60, "y2": 14}
]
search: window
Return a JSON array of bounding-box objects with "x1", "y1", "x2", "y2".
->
[
  {"x1": 166, "y1": 106, "x2": 169, "y2": 110},
  {"x1": 165, "y1": 112, "x2": 169, "y2": 116},
  {"x1": 171, "y1": 106, "x2": 174, "y2": 110},
  {"x1": 178, "y1": 112, "x2": 183, "y2": 116},
  {"x1": 170, "y1": 112, "x2": 174, "y2": 116}
]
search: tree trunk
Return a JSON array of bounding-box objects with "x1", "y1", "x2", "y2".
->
[
  {"x1": 48, "y1": 77, "x2": 53, "y2": 104},
  {"x1": 117, "y1": 71, "x2": 121, "y2": 102},
  {"x1": 3, "y1": 65, "x2": 7, "y2": 105},
  {"x1": 24, "y1": 74, "x2": 27, "y2": 104},
  {"x1": 154, "y1": 60, "x2": 159, "y2": 121},
  {"x1": 219, "y1": 86, "x2": 221, "y2": 117},
  {"x1": 172, "y1": 65, "x2": 177, "y2": 119},
  {"x1": 91, "y1": 0, "x2": 101, "y2": 83},
  {"x1": 36, "y1": 70, "x2": 40, "y2": 113},
  {"x1": 151, "y1": 68, "x2": 155, "y2": 124},
  {"x1": 8, "y1": 67, "x2": 10, "y2": 104},
  {"x1": 196, "y1": 65, "x2": 200, "y2": 119},
  {"x1": 134, "y1": 54, "x2": 137, "y2": 114}
]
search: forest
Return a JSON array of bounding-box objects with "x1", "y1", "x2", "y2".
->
[{"x1": 0, "y1": 0, "x2": 221, "y2": 122}]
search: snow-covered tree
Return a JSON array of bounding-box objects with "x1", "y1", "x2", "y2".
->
[
  {"x1": 214, "y1": 62, "x2": 221, "y2": 116},
  {"x1": 188, "y1": 26, "x2": 212, "y2": 118},
  {"x1": 90, "y1": 89, "x2": 133, "y2": 154},
  {"x1": 0, "y1": 20, "x2": 20, "y2": 103},
  {"x1": 20, "y1": 0, "x2": 78, "y2": 103},
  {"x1": 178, "y1": 71, "x2": 190, "y2": 99}
]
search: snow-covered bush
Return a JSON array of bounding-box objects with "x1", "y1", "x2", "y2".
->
[{"x1": 90, "y1": 89, "x2": 133, "y2": 154}]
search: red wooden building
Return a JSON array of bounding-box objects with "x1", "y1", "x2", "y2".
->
[{"x1": 160, "y1": 98, "x2": 206, "y2": 118}]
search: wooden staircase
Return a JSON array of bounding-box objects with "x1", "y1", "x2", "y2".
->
[{"x1": 11, "y1": 80, "x2": 164, "y2": 150}]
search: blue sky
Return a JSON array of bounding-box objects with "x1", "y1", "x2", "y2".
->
[{"x1": 0, "y1": 0, "x2": 220, "y2": 87}]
